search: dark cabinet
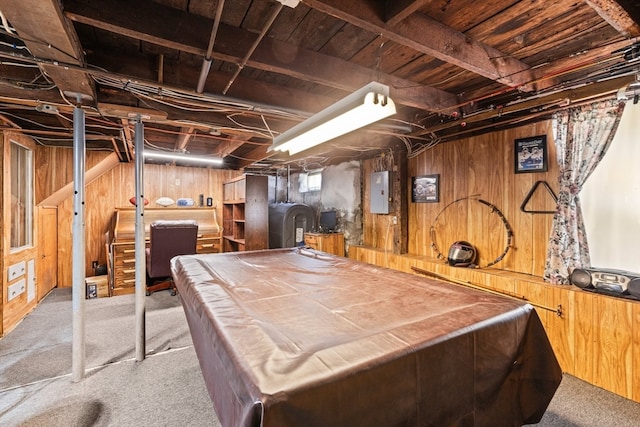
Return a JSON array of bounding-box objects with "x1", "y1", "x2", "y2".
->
[{"x1": 222, "y1": 175, "x2": 268, "y2": 252}]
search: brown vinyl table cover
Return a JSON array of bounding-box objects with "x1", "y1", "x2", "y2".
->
[{"x1": 172, "y1": 248, "x2": 561, "y2": 427}]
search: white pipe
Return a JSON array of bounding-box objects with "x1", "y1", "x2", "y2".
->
[
  {"x1": 134, "y1": 118, "x2": 146, "y2": 361},
  {"x1": 196, "y1": 0, "x2": 225, "y2": 93},
  {"x1": 223, "y1": 3, "x2": 283, "y2": 94},
  {"x1": 71, "y1": 104, "x2": 86, "y2": 382}
]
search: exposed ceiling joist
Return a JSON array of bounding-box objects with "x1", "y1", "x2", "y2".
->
[
  {"x1": 1, "y1": 0, "x2": 95, "y2": 101},
  {"x1": 586, "y1": 0, "x2": 640, "y2": 37},
  {"x1": 174, "y1": 127, "x2": 196, "y2": 152},
  {"x1": 415, "y1": 74, "x2": 635, "y2": 136},
  {"x1": 212, "y1": 133, "x2": 254, "y2": 158},
  {"x1": 385, "y1": 0, "x2": 431, "y2": 26},
  {"x1": 0, "y1": 0, "x2": 637, "y2": 171},
  {"x1": 301, "y1": 0, "x2": 533, "y2": 88},
  {"x1": 63, "y1": 0, "x2": 459, "y2": 112}
]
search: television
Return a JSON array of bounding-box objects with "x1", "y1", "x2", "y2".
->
[{"x1": 319, "y1": 210, "x2": 337, "y2": 233}]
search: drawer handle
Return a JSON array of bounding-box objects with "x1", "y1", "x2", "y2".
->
[
  {"x1": 123, "y1": 279, "x2": 135, "y2": 284},
  {"x1": 123, "y1": 269, "x2": 135, "y2": 274},
  {"x1": 123, "y1": 249, "x2": 135, "y2": 254},
  {"x1": 123, "y1": 259, "x2": 135, "y2": 264},
  {"x1": 201, "y1": 243, "x2": 213, "y2": 248}
]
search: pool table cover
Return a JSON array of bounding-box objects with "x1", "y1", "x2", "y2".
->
[{"x1": 172, "y1": 248, "x2": 561, "y2": 427}]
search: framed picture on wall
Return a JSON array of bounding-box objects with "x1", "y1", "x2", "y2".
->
[
  {"x1": 515, "y1": 135, "x2": 548, "y2": 173},
  {"x1": 412, "y1": 174, "x2": 439, "y2": 203}
]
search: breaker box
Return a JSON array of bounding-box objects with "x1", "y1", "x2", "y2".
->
[{"x1": 370, "y1": 171, "x2": 390, "y2": 214}]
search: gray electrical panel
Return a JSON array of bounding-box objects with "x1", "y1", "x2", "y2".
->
[{"x1": 370, "y1": 171, "x2": 390, "y2": 214}]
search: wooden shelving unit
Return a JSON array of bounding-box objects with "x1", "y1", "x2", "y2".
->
[{"x1": 222, "y1": 175, "x2": 268, "y2": 252}]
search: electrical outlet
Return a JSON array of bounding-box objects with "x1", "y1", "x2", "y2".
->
[{"x1": 392, "y1": 216, "x2": 397, "y2": 225}]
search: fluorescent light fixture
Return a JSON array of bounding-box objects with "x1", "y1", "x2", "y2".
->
[
  {"x1": 268, "y1": 82, "x2": 396, "y2": 156},
  {"x1": 143, "y1": 150, "x2": 223, "y2": 166}
]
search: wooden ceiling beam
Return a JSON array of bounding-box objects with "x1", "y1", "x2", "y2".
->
[
  {"x1": 585, "y1": 0, "x2": 640, "y2": 37},
  {"x1": 415, "y1": 74, "x2": 635, "y2": 136},
  {"x1": 385, "y1": 0, "x2": 432, "y2": 26},
  {"x1": 233, "y1": 143, "x2": 273, "y2": 170},
  {"x1": 64, "y1": 0, "x2": 459, "y2": 112},
  {"x1": 0, "y1": 0, "x2": 96, "y2": 102},
  {"x1": 119, "y1": 119, "x2": 134, "y2": 162},
  {"x1": 211, "y1": 134, "x2": 253, "y2": 159},
  {"x1": 0, "y1": 113, "x2": 21, "y2": 128},
  {"x1": 531, "y1": 39, "x2": 633, "y2": 91},
  {"x1": 301, "y1": 0, "x2": 533, "y2": 89},
  {"x1": 174, "y1": 127, "x2": 196, "y2": 152},
  {"x1": 87, "y1": 49, "x2": 339, "y2": 115}
]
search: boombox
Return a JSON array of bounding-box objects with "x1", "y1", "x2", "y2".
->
[{"x1": 570, "y1": 267, "x2": 640, "y2": 300}]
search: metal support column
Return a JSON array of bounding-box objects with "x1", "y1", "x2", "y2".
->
[
  {"x1": 71, "y1": 103, "x2": 86, "y2": 382},
  {"x1": 134, "y1": 117, "x2": 146, "y2": 361}
]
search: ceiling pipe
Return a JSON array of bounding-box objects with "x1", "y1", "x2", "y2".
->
[
  {"x1": 222, "y1": 2, "x2": 284, "y2": 95},
  {"x1": 196, "y1": 0, "x2": 225, "y2": 93}
]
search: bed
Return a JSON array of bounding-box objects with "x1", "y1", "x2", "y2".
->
[{"x1": 172, "y1": 248, "x2": 562, "y2": 427}]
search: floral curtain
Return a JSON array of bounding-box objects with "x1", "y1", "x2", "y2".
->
[{"x1": 544, "y1": 99, "x2": 626, "y2": 284}]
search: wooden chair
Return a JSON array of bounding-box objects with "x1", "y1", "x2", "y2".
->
[{"x1": 145, "y1": 220, "x2": 198, "y2": 295}]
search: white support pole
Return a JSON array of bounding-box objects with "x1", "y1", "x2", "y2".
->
[
  {"x1": 134, "y1": 117, "x2": 146, "y2": 361},
  {"x1": 71, "y1": 103, "x2": 86, "y2": 382}
]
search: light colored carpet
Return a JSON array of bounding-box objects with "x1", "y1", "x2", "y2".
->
[
  {"x1": 1, "y1": 347, "x2": 218, "y2": 426},
  {"x1": 2, "y1": 288, "x2": 640, "y2": 426}
]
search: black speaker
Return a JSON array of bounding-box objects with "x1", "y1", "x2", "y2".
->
[{"x1": 570, "y1": 267, "x2": 640, "y2": 299}]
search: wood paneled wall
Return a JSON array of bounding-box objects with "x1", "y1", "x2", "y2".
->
[
  {"x1": 358, "y1": 120, "x2": 640, "y2": 402},
  {"x1": 363, "y1": 121, "x2": 559, "y2": 277},
  {"x1": 35, "y1": 146, "x2": 240, "y2": 287},
  {"x1": 349, "y1": 246, "x2": 640, "y2": 404}
]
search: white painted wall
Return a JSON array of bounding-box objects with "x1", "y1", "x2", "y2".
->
[{"x1": 581, "y1": 101, "x2": 640, "y2": 272}]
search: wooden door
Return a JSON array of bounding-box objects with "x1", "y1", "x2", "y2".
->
[{"x1": 37, "y1": 206, "x2": 57, "y2": 300}]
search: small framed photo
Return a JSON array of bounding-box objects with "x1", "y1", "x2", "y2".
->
[
  {"x1": 515, "y1": 135, "x2": 548, "y2": 173},
  {"x1": 412, "y1": 174, "x2": 439, "y2": 203}
]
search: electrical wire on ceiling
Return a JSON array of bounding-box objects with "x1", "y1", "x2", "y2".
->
[
  {"x1": 400, "y1": 133, "x2": 440, "y2": 158},
  {"x1": 372, "y1": 148, "x2": 394, "y2": 172},
  {"x1": 0, "y1": 75, "x2": 56, "y2": 90},
  {"x1": 91, "y1": 74, "x2": 313, "y2": 142},
  {"x1": 0, "y1": 21, "x2": 81, "y2": 63},
  {"x1": 416, "y1": 38, "x2": 640, "y2": 124},
  {"x1": 226, "y1": 114, "x2": 275, "y2": 139},
  {"x1": 0, "y1": 109, "x2": 69, "y2": 131},
  {"x1": 92, "y1": 74, "x2": 418, "y2": 160},
  {"x1": 388, "y1": 117, "x2": 441, "y2": 157},
  {"x1": 0, "y1": 58, "x2": 37, "y2": 65},
  {"x1": 0, "y1": 9, "x2": 15, "y2": 34},
  {"x1": 1, "y1": 8, "x2": 636, "y2": 165},
  {"x1": 93, "y1": 75, "x2": 300, "y2": 119}
]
